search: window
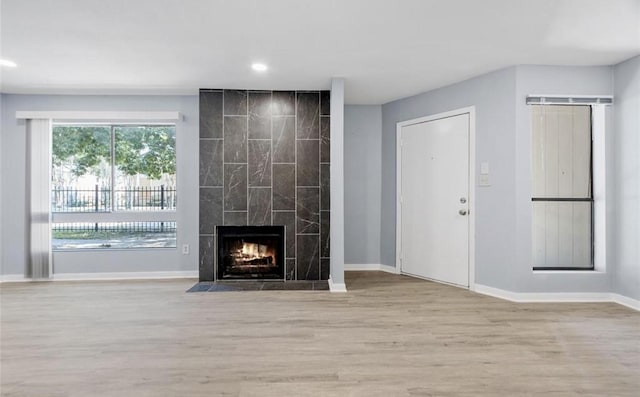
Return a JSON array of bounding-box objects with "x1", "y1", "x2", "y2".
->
[
  {"x1": 531, "y1": 105, "x2": 593, "y2": 270},
  {"x1": 51, "y1": 124, "x2": 177, "y2": 250}
]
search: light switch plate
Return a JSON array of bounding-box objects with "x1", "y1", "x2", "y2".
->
[{"x1": 480, "y1": 161, "x2": 490, "y2": 175}]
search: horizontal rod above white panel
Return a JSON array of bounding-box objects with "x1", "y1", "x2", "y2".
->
[{"x1": 526, "y1": 95, "x2": 613, "y2": 105}]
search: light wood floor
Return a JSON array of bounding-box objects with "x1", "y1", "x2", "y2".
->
[{"x1": 1, "y1": 271, "x2": 639, "y2": 396}]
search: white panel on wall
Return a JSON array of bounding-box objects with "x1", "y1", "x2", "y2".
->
[
  {"x1": 532, "y1": 203, "x2": 545, "y2": 266},
  {"x1": 572, "y1": 202, "x2": 592, "y2": 266},
  {"x1": 533, "y1": 202, "x2": 592, "y2": 267},
  {"x1": 543, "y1": 107, "x2": 559, "y2": 198},
  {"x1": 531, "y1": 107, "x2": 545, "y2": 197},
  {"x1": 544, "y1": 202, "x2": 560, "y2": 265},
  {"x1": 531, "y1": 105, "x2": 592, "y2": 268},
  {"x1": 557, "y1": 109, "x2": 572, "y2": 197},
  {"x1": 572, "y1": 106, "x2": 591, "y2": 198}
]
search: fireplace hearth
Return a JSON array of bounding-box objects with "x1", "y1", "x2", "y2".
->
[{"x1": 217, "y1": 226, "x2": 285, "y2": 280}]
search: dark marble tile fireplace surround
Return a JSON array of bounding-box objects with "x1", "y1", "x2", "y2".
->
[{"x1": 199, "y1": 89, "x2": 330, "y2": 281}]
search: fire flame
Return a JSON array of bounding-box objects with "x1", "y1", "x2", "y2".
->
[{"x1": 240, "y1": 242, "x2": 269, "y2": 259}]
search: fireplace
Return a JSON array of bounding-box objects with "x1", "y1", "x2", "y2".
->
[{"x1": 217, "y1": 226, "x2": 285, "y2": 280}]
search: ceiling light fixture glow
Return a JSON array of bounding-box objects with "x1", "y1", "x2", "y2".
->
[
  {"x1": 0, "y1": 59, "x2": 17, "y2": 68},
  {"x1": 251, "y1": 63, "x2": 267, "y2": 72}
]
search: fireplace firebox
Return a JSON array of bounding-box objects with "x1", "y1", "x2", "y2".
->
[{"x1": 216, "y1": 226, "x2": 285, "y2": 280}]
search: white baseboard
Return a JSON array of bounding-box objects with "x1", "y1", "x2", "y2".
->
[
  {"x1": 1, "y1": 271, "x2": 198, "y2": 283},
  {"x1": 344, "y1": 263, "x2": 399, "y2": 274},
  {"x1": 0, "y1": 274, "x2": 29, "y2": 283},
  {"x1": 52, "y1": 271, "x2": 198, "y2": 281},
  {"x1": 612, "y1": 293, "x2": 640, "y2": 311},
  {"x1": 474, "y1": 283, "x2": 639, "y2": 311},
  {"x1": 380, "y1": 264, "x2": 400, "y2": 274},
  {"x1": 344, "y1": 263, "x2": 383, "y2": 271},
  {"x1": 328, "y1": 276, "x2": 347, "y2": 292},
  {"x1": 472, "y1": 284, "x2": 520, "y2": 301},
  {"x1": 474, "y1": 284, "x2": 610, "y2": 302}
]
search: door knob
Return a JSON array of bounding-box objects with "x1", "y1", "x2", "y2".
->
[
  {"x1": 460, "y1": 197, "x2": 467, "y2": 203},
  {"x1": 459, "y1": 209, "x2": 467, "y2": 216}
]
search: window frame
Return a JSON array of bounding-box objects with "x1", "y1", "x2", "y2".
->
[{"x1": 51, "y1": 121, "x2": 178, "y2": 250}]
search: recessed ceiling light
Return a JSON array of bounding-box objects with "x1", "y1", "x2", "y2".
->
[
  {"x1": 0, "y1": 59, "x2": 17, "y2": 68},
  {"x1": 251, "y1": 63, "x2": 268, "y2": 72}
]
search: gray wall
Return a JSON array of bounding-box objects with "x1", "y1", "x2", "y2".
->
[
  {"x1": 198, "y1": 90, "x2": 330, "y2": 281},
  {"x1": 613, "y1": 56, "x2": 640, "y2": 300},
  {"x1": 0, "y1": 94, "x2": 199, "y2": 276},
  {"x1": 344, "y1": 105, "x2": 381, "y2": 265},
  {"x1": 381, "y1": 67, "x2": 518, "y2": 290},
  {"x1": 380, "y1": 65, "x2": 619, "y2": 294}
]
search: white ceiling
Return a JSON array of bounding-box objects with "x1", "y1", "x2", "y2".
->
[{"x1": 1, "y1": 0, "x2": 639, "y2": 104}]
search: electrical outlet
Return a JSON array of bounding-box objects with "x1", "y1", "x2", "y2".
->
[
  {"x1": 479, "y1": 174, "x2": 490, "y2": 187},
  {"x1": 182, "y1": 244, "x2": 190, "y2": 255}
]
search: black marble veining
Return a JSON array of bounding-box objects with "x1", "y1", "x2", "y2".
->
[
  {"x1": 199, "y1": 187, "x2": 223, "y2": 234},
  {"x1": 223, "y1": 164, "x2": 247, "y2": 211},
  {"x1": 296, "y1": 92, "x2": 320, "y2": 139},
  {"x1": 272, "y1": 164, "x2": 295, "y2": 210},
  {"x1": 199, "y1": 139, "x2": 223, "y2": 186},
  {"x1": 297, "y1": 187, "x2": 320, "y2": 234},
  {"x1": 285, "y1": 259, "x2": 296, "y2": 280},
  {"x1": 248, "y1": 91, "x2": 272, "y2": 139},
  {"x1": 320, "y1": 116, "x2": 330, "y2": 163},
  {"x1": 248, "y1": 188, "x2": 271, "y2": 226},
  {"x1": 297, "y1": 234, "x2": 320, "y2": 280},
  {"x1": 248, "y1": 140, "x2": 271, "y2": 187},
  {"x1": 199, "y1": 236, "x2": 214, "y2": 281},
  {"x1": 224, "y1": 90, "x2": 248, "y2": 115},
  {"x1": 272, "y1": 116, "x2": 295, "y2": 163},
  {"x1": 320, "y1": 164, "x2": 330, "y2": 211},
  {"x1": 200, "y1": 91, "x2": 223, "y2": 138},
  {"x1": 273, "y1": 211, "x2": 296, "y2": 259},
  {"x1": 321, "y1": 211, "x2": 330, "y2": 258},
  {"x1": 272, "y1": 91, "x2": 295, "y2": 116},
  {"x1": 223, "y1": 116, "x2": 248, "y2": 163},
  {"x1": 296, "y1": 140, "x2": 319, "y2": 187}
]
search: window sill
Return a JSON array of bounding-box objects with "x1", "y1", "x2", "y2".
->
[
  {"x1": 532, "y1": 270, "x2": 606, "y2": 274},
  {"x1": 53, "y1": 247, "x2": 177, "y2": 253}
]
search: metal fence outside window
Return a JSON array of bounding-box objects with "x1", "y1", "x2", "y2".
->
[
  {"x1": 51, "y1": 185, "x2": 177, "y2": 212},
  {"x1": 53, "y1": 222, "x2": 177, "y2": 233}
]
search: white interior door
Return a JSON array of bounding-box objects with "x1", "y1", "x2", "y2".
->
[{"x1": 400, "y1": 113, "x2": 470, "y2": 287}]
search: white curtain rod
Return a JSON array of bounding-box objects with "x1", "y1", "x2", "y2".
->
[{"x1": 15, "y1": 111, "x2": 181, "y2": 121}]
